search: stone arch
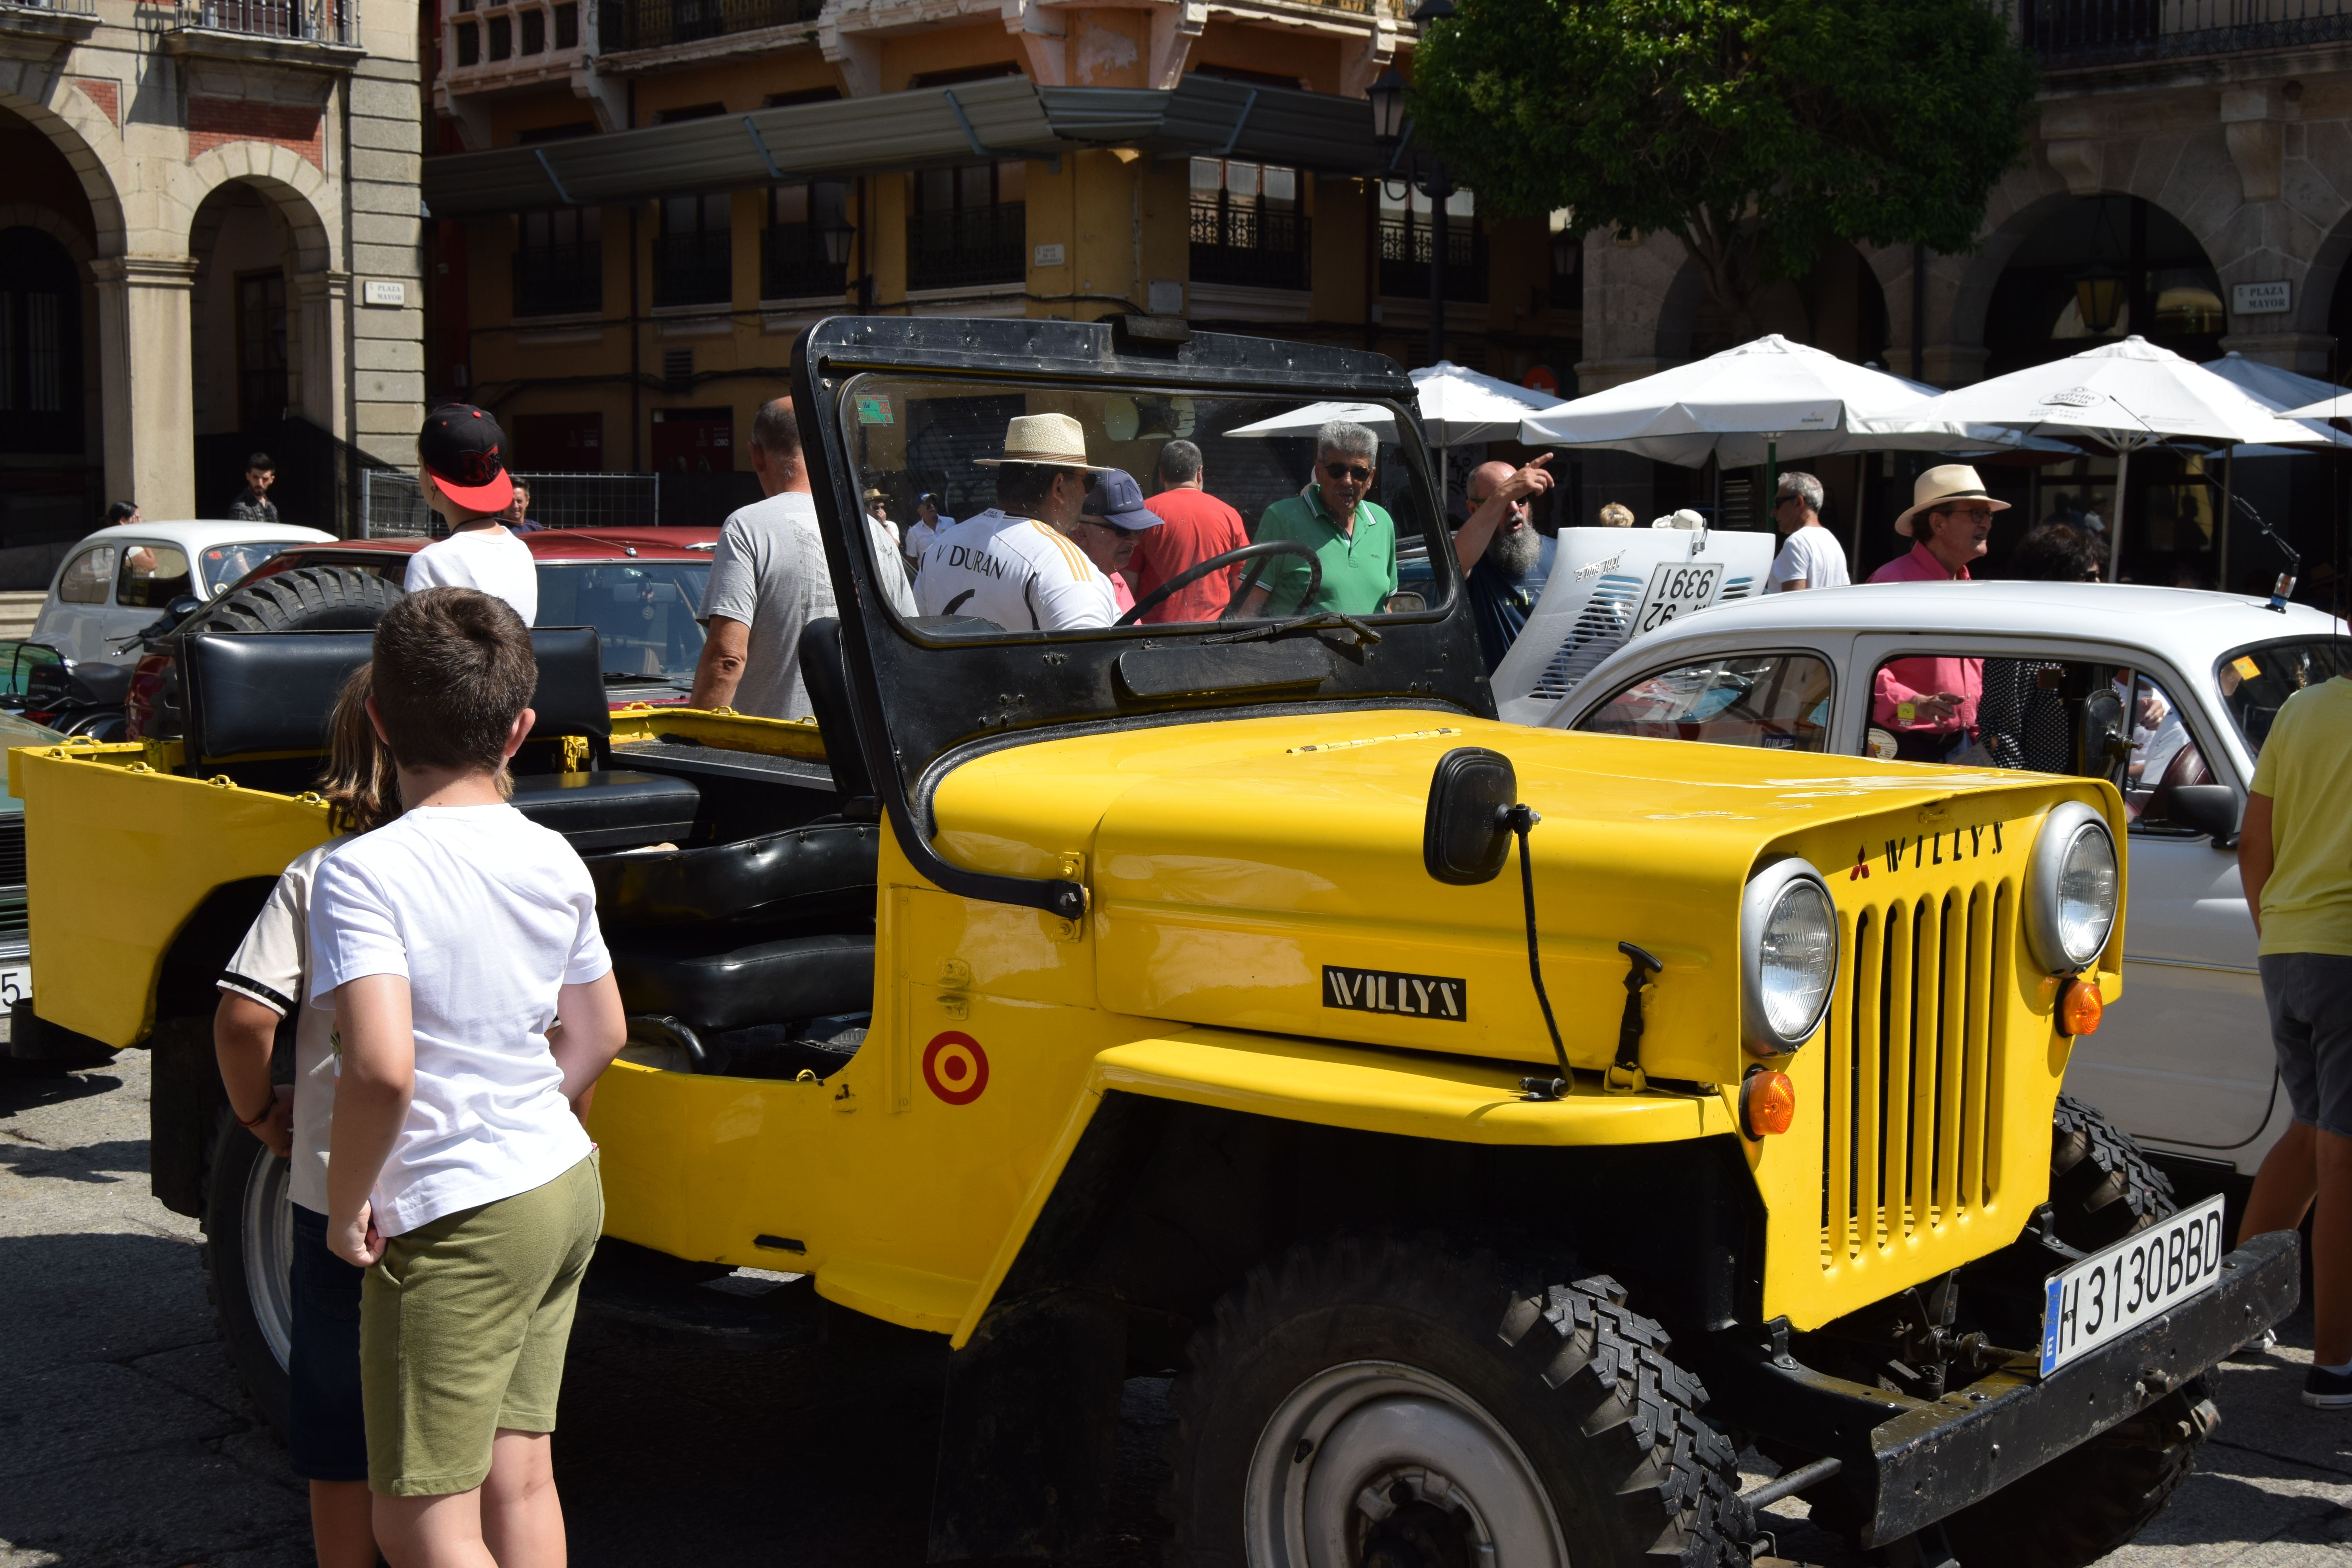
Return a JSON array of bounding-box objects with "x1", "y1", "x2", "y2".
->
[
  {"x1": 175, "y1": 143, "x2": 338, "y2": 274},
  {"x1": 0, "y1": 201, "x2": 95, "y2": 265},
  {"x1": 2294, "y1": 203, "x2": 2352, "y2": 347},
  {"x1": 0, "y1": 66, "x2": 127, "y2": 258}
]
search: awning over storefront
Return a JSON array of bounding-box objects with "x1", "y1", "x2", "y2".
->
[{"x1": 421, "y1": 74, "x2": 1382, "y2": 217}]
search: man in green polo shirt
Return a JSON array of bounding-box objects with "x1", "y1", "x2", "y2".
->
[{"x1": 1244, "y1": 419, "x2": 1397, "y2": 618}]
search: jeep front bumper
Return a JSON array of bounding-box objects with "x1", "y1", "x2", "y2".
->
[{"x1": 1708, "y1": 1230, "x2": 2301, "y2": 1546}]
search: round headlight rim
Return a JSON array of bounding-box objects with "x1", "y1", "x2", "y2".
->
[
  {"x1": 1740, "y1": 856, "x2": 1839, "y2": 1057},
  {"x1": 2025, "y1": 800, "x2": 2120, "y2": 976}
]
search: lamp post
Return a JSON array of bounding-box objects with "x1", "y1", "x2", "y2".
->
[
  {"x1": 1366, "y1": 65, "x2": 1448, "y2": 370},
  {"x1": 820, "y1": 213, "x2": 873, "y2": 315}
]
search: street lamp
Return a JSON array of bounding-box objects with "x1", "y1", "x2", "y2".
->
[
  {"x1": 2074, "y1": 260, "x2": 2124, "y2": 336},
  {"x1": 820, "y1": 213, "x2": 873, "y2": 315},
  {"x1": 1367, "y1": 68, "x2": 1449, "y2": 371}
]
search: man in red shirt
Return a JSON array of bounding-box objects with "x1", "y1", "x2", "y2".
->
[
  {"x1": 1866, "y1": 465, "x2": 2007, "y2": 762},
  {"x1": 1130, "y1": 439, "x2": 1250, "y2": 623}
]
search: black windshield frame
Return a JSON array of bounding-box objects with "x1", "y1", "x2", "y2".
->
[{"x1": 793, "y1": 316, "x2": 1492, "y2": 918}]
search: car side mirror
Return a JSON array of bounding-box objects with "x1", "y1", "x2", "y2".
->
[
  {"x1": 1424, "y1": 746, "x2": 1517, "y2": 884},
  {"x1": 2167, "y1": 784, "x2": 2241, "y2": 848},
  {"x1": 165, "y1": 594, "x2": 203, "y2": 620}
]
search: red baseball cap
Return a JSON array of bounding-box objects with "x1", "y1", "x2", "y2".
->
[{"x1": 419, "y1": 403, "x2": 514, "y2": 512}]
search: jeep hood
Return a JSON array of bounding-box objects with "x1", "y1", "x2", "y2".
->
[{"x1": 929, "y1": 709, "x2": 2114, "y2": 1085}]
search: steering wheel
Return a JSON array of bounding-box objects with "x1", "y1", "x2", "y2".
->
[{"x1": 1115, "y1": 541, "x2": 1323, "y2": 628}]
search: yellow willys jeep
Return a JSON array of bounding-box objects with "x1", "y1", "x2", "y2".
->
[{"x1": 15, "y1": 318, "x2": 2294, "y2": 1568}]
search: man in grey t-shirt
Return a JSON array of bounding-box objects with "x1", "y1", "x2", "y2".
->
[{"x1": 689, "y1": 397, "x2": 912, "y2": 720}]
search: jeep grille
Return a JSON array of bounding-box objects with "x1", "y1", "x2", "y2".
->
[{"x1": 1821, "y1": 880, "x2": 2016, "y2": 1266}]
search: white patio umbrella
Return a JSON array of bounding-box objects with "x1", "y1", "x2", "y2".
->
[
  {"x1": 2200, "y1": 353, "x2": 2352, "y2": 453},
  {"x1": 1914, "y1": 336, "x2": 2325, "y2": 578},
  {"x1": 1513, "y1": 334, "x2": 2041, "y2": 472},
  {"x1": 2281, "y1": 386, "x2": 2352, "y2": 420},
  {"x1": 1224, "y1": 361, "x2": 1568, "y2": 498}
]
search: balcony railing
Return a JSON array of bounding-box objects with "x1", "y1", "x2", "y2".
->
[
  {"x1": 513, "y1": 242, "x2": 603, "y2": 317},
  {"x1": 760, "y1": 223, "x2": 846, "y2": 301},
  {"x1": 907, "y1": 204, "x2": 1025, "y2": 293},
  {"x1": 2022, "y1": 0, "x2": 2352, "y2": 65},
  {"x1": 1189, "y1": 200, "x2": 1310, "y2": 290},
  {"x1": 172, "y1": 0, "x2": 350, "y2": 41},
  {"x1": 1378, "y1": 218, "x2": 1488, "y2": 303},
  {"x1": 653, "y1": 231, "x2": 732, "y2": 308},
  {"x1": 598, "y1": 0, "x2": 818, "y2": 51},
  {"x1": 448, "y1": 0, "x2": 581, "y2": 72}
]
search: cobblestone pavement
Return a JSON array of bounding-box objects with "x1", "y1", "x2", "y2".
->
[{"x1": 2, "y1": 1053, "x2": 2343, "y2": 1567}]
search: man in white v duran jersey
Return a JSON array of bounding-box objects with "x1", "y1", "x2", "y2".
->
[{"x1": 914, "y1": 413, "x2": 1118, "y2": 632}]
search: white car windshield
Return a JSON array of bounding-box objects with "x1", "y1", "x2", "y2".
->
[
  {"x1": 198, "y1": 541, "x2": 296, "y2": 596},
  {"x1": 2218, "y1": 638, "x2": 2352, "y2": 755}
]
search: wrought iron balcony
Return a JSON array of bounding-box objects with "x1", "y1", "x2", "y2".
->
[
  {"x1": 653, "y1": 231, "x2": 733, "y2": 309},
  {"x1": 598, "y1": 0, "x2": 819, "y2": 52},
  {"x1": 1189, "y1": 199, "x2": 1310, "y2": 290},
  {"x1": 906, "y1": 204, "x2": 1025, "y2": 293},
  {"x1": 760, "y1": 223, "x2": 846, "y2": 302},
  {"x1": 2022, "y1": 0, "x2": 2352, "y2": 66},
  {"x1": 513, "y1": 241, "x2": 603, "y2": 318},
  {"x1": 1378, "y1": 218, "x2": 1488, "y2": 303},
  {"x1": 171, "y1": 0, "x2": 351, "y2": 42}
]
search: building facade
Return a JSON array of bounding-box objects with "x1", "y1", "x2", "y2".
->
[
  {"x1": 418, "y1": 0, "x2": 1578, "y2": 519},
  {"x1": 0, "y1": 0, "x2": 423, "y2": 567},
  {"x1": 1577, "y1": 4, "x2": 2352, "y2": 588}
]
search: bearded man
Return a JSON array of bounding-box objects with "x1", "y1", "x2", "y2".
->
[{"x1": 1455, "y1": 456, "x2": 1557, "y2": 672}]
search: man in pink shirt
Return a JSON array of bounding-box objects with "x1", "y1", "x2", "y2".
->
[
  {"x1": 1867, "y1": 465, "x2": 2008, "y2": 762},
  {"x1": 1130, "y1": 439, "x2": 1250, "y2": 623}
]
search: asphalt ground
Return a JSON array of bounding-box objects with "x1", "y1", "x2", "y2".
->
[{"x1": 3, "y1": 1052, "x2": 2346, "y2": 1568}]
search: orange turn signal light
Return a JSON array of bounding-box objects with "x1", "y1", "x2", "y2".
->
[
  {"x1": 1740, "y1": 1069, "x2": 1797, "y2": 1140},
  {"x1": 2059, "y1": 977, "x2": 2103, "y2": 1036}
]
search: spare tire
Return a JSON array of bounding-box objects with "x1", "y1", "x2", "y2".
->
[
  {"x1": 203, "y1": 564, "x2": 404, "y2": 634},
  {"x1": 138, "y1": 566, "x2": 405, "y2": 740}
]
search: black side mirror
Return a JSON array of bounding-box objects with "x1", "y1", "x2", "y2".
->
[
  {"x1": 2078, "y1": 688, "x2": 2129, "y2": 788},
  {"x1": 1424, "y1": 746, "x2": 1517, "y2": 884},
  {"x1": 2167, "y1": 784, "x2": 2241, "y2": 848},
  {"x1": 165, "y1": 594, "x2": 203, "y2": 620}
]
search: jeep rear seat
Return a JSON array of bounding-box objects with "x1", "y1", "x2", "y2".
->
[{"x1": 180, "y1": 627, "x2": 699, "y2": 853}]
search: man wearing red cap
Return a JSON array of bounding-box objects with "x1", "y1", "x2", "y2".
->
[{"x1": 406, "y1": 404, "x2": 538, "y2": 624}]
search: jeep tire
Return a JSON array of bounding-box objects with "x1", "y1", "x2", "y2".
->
[
  {"x1": 202, "y1": 1114, "x2": 294, "y2": 1439},
  {"x1": 204, "y1": 564, "x2": 404, "y2": 635},
  {"x1": 1936, "y1": 1096, "x2": 2201, "y2": 1568},
  {"x1": 1165, "y1": 1233, "x2": 1750, "y2": 1568}
]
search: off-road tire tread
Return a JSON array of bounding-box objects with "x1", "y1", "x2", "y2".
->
[
  {"x1": 2049, "y1": 1092, "x2": 2176, "y2": 1252},
  {"x1": 1162, "y1": 1233, "x2": 1749, "y2": 1568},
  {"x1": 202, "y1": 565, "x2": 402, "y2": 636}
]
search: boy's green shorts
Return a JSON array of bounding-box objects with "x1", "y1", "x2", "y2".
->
[{"x1": 361, "y1": 1152, "x2": 603, "y2": 1497}]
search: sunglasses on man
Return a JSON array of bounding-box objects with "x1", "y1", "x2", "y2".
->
[{"x1": 1323, "y1": 463, "x2": 1372, "y2": 482}]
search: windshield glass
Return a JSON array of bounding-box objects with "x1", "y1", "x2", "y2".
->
[
  {"x1": 2219, "y1": 638, "x2": 2352, "y2": 755},
  {"x1": 533, "y1": 561, "x2": 711, "y2": 684},
  {"x1": 199, "y1": 541, "x2": 296, "y2": 596},
  {"x1": 839, "y1": 374, "x2": 1445, "y2": 636}
]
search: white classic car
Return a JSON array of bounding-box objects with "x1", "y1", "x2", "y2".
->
[
  {"x1": 33, "y1": 519, "x2": 334, "y2": 666},
  {"x1": 1534, "y1": 578, "x2": 2351, "y2": 1193}
]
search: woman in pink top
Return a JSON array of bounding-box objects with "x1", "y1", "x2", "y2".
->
[{"x1": 1867, "y1": 466, "x2": 2008, "y2": 763}]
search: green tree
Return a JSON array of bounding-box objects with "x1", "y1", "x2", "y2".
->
[{"x1": 1410, "y1": 0, "x2": 2036, "y2": 339}]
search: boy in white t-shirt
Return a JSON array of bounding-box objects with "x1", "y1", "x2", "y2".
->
[
  {"x1": 404, "y1": 403, "x2": 540, "y2": 624},
  {"x1": 313, "y1": 586, "x2": 625, "y2": 1563}
]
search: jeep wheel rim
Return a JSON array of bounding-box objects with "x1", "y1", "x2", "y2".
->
[
  {"x1": 1245, "y1": 1359, "x2": 1568, "y2": 1568},
  {"x1": 241, "y1": 1151, "x2": 295, "y2": 1371}
]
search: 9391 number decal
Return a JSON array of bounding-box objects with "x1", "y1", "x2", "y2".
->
[
  {"x1": 1633, "y1": 562, "x2": 1724, "y2": 635},
  {"x1": 2040, "y1": 1193, "x2": 2227, "y2": 1375}
]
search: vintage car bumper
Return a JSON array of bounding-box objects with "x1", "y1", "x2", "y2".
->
[{"x1": 1710, "y1": 1229, "x2": 2301, "y2": 1546}]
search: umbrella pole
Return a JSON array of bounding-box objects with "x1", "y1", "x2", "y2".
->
[
  {"x1": 2220, "y1": 448, "x2": 2234, "y2": 590},
  {"x1": 2106, "y1": 443, "x2": 2132, "y2": 581},
  {"x1": 1765, "y1": 439, "x2": 1778, "y2": 528}
]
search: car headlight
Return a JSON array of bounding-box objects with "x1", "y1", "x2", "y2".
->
[
  {"x1": 2027, "y1": 801, "x2": 2119, "y2": 973},
  {"x1": 1742, "y1": 858, "x2": 1838, "y2": 1055}
]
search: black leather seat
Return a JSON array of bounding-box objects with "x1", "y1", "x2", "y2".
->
[
  {"x1": 587, "y1": 819, "x2": 879, "y2": 929},
  {"x1": 180, "y1": 626, "x2": 703, "y2": 853},
  {"x1": 610, "y1": 932, "x2": 875, "y2": 1034}
]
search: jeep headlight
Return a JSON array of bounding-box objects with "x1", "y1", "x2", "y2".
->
[
  {"x1": 2027, "y1": 801, "x2": 2119, "y2": 973},
  {"x1": 1742, "y1": 858, "x2": 1837, "y2": 1055}
]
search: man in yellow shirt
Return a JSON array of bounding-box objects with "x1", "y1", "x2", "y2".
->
[{"x1": 2239, "y1": 671, "x2": 2352, "y2": 1406}]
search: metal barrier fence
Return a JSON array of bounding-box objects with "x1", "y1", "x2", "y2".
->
[{"x1": 359, "y1": 471, "x2": 662, "y2": 538}]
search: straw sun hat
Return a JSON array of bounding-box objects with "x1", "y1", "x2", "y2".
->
[
  {"x1": 1894, "y1": 464, "x2": 2012, "y2": 537},
  {"x1": 973, "y1": 412, "x2": 1116, "y2": 472}
]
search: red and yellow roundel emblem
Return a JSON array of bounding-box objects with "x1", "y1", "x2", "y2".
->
[{"x1": 922, "y1": 1031, "x2": 989, "y2": 1105}]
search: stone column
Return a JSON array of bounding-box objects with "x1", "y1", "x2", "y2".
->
[
  {"x1": 2220, "y1": 331, "x2": 2337, "y2": 377},
  {"x1": 294, "y1": 269, "x2": 352, "y2": 438},
  {"x1": 91, "y1": 255, "x2": 198, "y2": 520}
]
